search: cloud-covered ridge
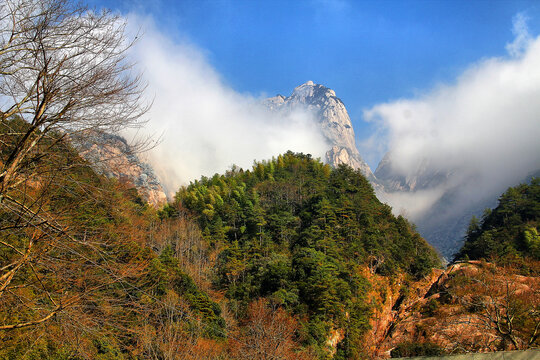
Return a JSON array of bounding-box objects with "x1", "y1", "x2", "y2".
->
[
  {"x1": 364, "y1": 14, "x2": 540, "y2": 220},
  {"x1": 126, "y1": 16, "x2": 328, "y2": 194}
]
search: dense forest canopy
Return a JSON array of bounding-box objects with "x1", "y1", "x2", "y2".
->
[
  {"x1": 455, "y1": 177, "x2": 540, "y2": 263},
  {"x1": 174, "y1": 151, "x2": 441, "y2": 358}
]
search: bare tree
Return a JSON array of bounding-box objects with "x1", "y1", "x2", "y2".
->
[
  {"x1": 452, "y1": 262, "x2": 540, "y2": 350},
  {"x1": 0, "y1": 0, "x2": 148, "y2": 197},
  {"x1": 231, "y1": 299, "x2": 315, "y2": 360},
  {"x1": 0, "y1": 0, "x2": 149, "y2": 335}
]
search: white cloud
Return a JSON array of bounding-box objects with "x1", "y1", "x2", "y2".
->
[
  {"x1": 126, "y1": 16, "x2": 328, "y2": 194},
  {"x1": 364, "y1": 18, "x2": 540, "y2": 220},
  {"x1": 506, "y1": 13, "x2": 533, "y2": 57}
]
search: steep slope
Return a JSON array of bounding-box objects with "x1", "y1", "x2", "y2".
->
[
  {"x1": 375, "y1": 153, "x2": 450, "y2": 193},
  {"x1": 373, "y1": 261, "x2": 539, "y2": 357},
  {"x1": 266, "y1": 81, "x2": 375, "y2": 181},
  {"x1": 372, "y1": 179, "x2": 540, "y2": 357}
]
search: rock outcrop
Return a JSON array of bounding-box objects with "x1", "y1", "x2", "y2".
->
[
  {"x1": 76, "y1": 132, "x2": 167, "y2": 207},
  {"x1": 368, "y1": 261, "x2": 540, "y2": 358},
  {"x1": 266, "y1": 81, "x2": 376, "y2": 181}
]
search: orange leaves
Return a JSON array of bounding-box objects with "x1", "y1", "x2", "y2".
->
[{"x1": 231, "y1": 298, "x2": 315, "y2": 360}]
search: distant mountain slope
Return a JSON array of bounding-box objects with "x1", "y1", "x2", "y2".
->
[
  {"x1": 375, "y1": 153, "x2": 451, "y2": 193},
  {"x1": 382, "y1": 168, "x2": 540, "y2": 259}
]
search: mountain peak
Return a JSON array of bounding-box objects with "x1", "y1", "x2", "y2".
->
[
  {"x1": 291, "y1": 81, "x2": 337, "y2": 101},
  {"x1": 265, "y1": 82, "x2": 375, "y2": 181}
]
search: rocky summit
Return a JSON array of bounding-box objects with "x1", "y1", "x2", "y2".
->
[{"x1": 266, "y1": 81, "x2": 376, "y2": 182}]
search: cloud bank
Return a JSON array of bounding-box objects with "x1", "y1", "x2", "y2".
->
[
  {"x1": 364, "y1": 14, "x2": 540, "y2": 220},
  {"x1": 126, "y1": 17, "x2": 328, "y2": 194}
]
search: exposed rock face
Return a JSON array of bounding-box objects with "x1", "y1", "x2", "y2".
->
[
  {"x1": 369, "y1": 261, "x2": 540, "y2": 358},
  {"x1": 266, "y1": 81, "x2": 375, "y2": 181},
  {"x1": 76, "y1": 132, "x2": 167, "y2": 207},
  {"x1": 364, "y1": 268, "x2": 445, "y2": 358}
]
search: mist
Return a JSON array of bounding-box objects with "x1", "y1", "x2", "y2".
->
[
  {"x1": 364, "y1": 14, "x2": 540, "y2": 221},
  {"x1": 125, "y1": 16, "x2": 329, "y2": 194}
]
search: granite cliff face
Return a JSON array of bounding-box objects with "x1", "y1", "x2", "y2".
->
[
  {"x1": 266, "y1": 81, "x2": 376, "y2": 181},
  {"x1": 76, "y1": 132, "x2": 167, "y2": 207},
  {"x1": 370, "y1": 261, "x2": 540, "y2": 357}
]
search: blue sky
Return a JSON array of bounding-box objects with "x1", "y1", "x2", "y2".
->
[{"x1": 88, "y1": 0, "x2": 540, "y2": 171}]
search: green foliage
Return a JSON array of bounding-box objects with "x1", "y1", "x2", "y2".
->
[
  {"x1": 456, "y1": 178, "x2": 540, "y2": 262},
  {"x1": 524, "y1": 227, "x2": 540, "y2": 259},
  {"x1": 0, "y1": 337, "x2": 75, "y2": 360},
  {"x1": 421, "y1": 298, "x2": 440, "y2": 317},
  {"x1": 158, "y1": 203, "x2": 180, "y2": 219},
  {"x1": 92, "y1": 338, "x2": 126, "y2": 360},
  {"x1": 177, "y1": 151, "x2": 440, "y2": 354}
]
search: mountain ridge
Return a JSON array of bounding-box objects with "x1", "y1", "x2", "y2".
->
[{"x1": 82, "y1": 80, "x2": 537, "y2": 258}]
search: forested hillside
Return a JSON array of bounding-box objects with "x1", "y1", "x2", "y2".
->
[
  {"x1": 0, "y1": 2, "x2": 225, "y2": 358},
  {"x1": 0, "y1": 131, "x2": 441, "y2": 359},
  {"x1": 0, "y1": 118, "x2": 227, "y2": 358},
  {"x1": 455, "y1": 178, "x2": 540, "y2": 263},
  {"x1": 175, "y1": 151, "x2": 440, "y2": 358},
  {"x1": 1, "y1": 1, "x2": 537, "y2": 359}
]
